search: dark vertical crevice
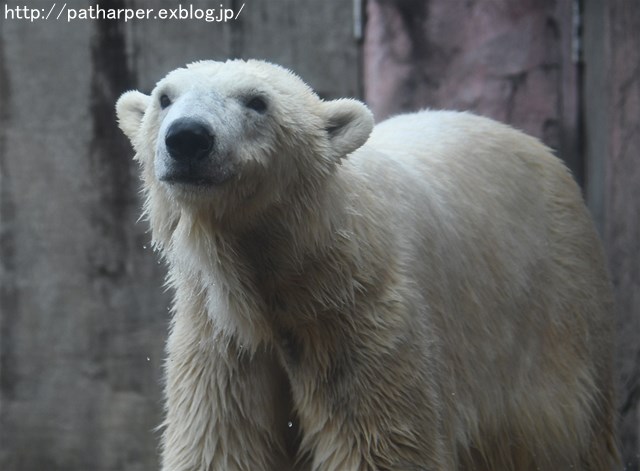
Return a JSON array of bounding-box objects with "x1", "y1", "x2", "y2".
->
[
  {"x1": 88, "y1": 0, "x2": 137, "y2": 283},
  {"x1": 374, "y1": 0, "x2": 436, "y2": 112},
  {"x1": 393, "y1": 0, "x2": 428, "y2": 62},
  {"x1": 581, "y1": 0, "x2": 607, "y2": 234},
  {"x1": 0, "y1": 20, "x2": 19, "y2": 403},
  {"x1": 573, "y1": 0, "x2": 586, "y2": 189},
  {"x1": 86, "y1": 0, "x2": 139, "y2": 463},
  {"x1": 395, "y1": 0, "x2": 433, "y2": 111},
  {"x1": 504, "y1": 71, "x2": 528, "y2": 124},
  {"x1": 356, "y1": 0, "x2": 367, "y2": 100},
  {"x1": 87, "y1": 0, "x2": 138, "y2": 383}
]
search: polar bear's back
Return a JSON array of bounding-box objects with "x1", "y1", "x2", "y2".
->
[
  {"x1": 363, "y1": 110, "x2": 562, "y2": 196},
  {"x1": 349, "y1": 110, "x2": 577, "y2": 271},
  {"x1": 346, "y1": 110, "x2": 614, "y2": 462},
  {"x1": 353, "y1": 110, "x2": 588, "y2": 260}
]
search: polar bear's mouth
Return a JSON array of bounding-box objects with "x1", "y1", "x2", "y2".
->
[
  {"x1": 157, "y1": 159, "x2": 237, "y2": 187},
  {"x1": 159, "y1": 168, "x2": 234, "y2": 187},
  {"x1": 156, "y1": 118, "x2": 237, "y2": 187},
  {"x1": 160, "y1": 174, "x2": 218, "y2": 186}
]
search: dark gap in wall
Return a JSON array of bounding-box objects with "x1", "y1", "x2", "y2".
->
[
  {"x1": 574, "y1": 0, "x2": 586, "y2": 189},
  {"x1": 0, "y1": 23, "x2": 20, "y2": 401}
]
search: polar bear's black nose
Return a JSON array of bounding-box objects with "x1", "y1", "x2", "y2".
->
[{"x1": 165, "y1": 119, "x2": 214, "y2": 161}]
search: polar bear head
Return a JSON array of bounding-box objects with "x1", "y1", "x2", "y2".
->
[{"x1": 116, "y1": 59, "x2": 373, "y2": 237}]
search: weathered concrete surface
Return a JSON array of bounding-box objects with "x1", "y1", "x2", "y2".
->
[
  {"x1": 606, "y1": 1, "x2": 640, "y2": 468},
  {"x1": 0, "y1": 0, "x2": 360, "y2": 469},
  {"x1": 0, "y1": 5, "x2": 168, "y2": 471}
]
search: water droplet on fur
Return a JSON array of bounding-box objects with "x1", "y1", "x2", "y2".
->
[
  {"x1": 146, "y1": 357, "x2": 150, "y2": 361},
  {"x1": 143, "y1": 245, "x2": 147, "y2": 249},
  {"x1": 287, "y1": 421, "x2": 293, "y2": 428}
]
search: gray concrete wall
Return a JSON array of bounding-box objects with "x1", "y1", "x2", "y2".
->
[{"x1": 0, "y1": 1, "x2": 360, "y2": 469}]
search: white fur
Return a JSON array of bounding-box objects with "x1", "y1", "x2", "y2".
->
[{"x1": 117, "y1": 59, "x2": 617, "y2": 470}]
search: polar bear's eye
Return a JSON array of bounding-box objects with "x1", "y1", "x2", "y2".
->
[
  {"x1": 159, "y1": 94, "x2": 172, "y2": 109},
  {"x1": 245, "y1": 96, "x2": 268, "y2": 114}
]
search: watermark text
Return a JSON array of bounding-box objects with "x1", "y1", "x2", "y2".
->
[{"x1": 3, "y1": 3, "x2": 245, "y2": 23}]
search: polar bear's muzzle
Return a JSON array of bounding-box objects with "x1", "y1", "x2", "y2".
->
[
  {"x1": 165, "y1": 118, "x2": 214, "y2": 162},
  {"x1": 157, "y1": 117, "x2": 235, "y2": 186}
]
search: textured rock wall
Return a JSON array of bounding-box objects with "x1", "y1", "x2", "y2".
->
[
  {"x1": 364, "y1": 0, "x2": 639, "y2": 468},
  {"x1": 0, "y1": 1, "x2": 360, "y2": 469},
  {"x1": 606, "y1": 1, "x2": 640, "y2": 468},
  {"x1": 363, "y1": 0, "x2": 581, "y2": 180}
]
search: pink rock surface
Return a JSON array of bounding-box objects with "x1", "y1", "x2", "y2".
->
[{"x1": 363, "y1": 0, "x2": 575, "y2": 154}]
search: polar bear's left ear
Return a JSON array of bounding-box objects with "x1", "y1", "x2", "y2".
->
[
  {"x1": 323, "y1": 99, "x2": 374, "y2": 158},
  {"x1": 116, "y1": 90, "x2": 151, "y2": 143}
]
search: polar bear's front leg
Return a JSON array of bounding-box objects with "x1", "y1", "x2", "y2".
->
[
  {"x1": 284, "y1": 311, "x2": 452, "y2": 471},
  {"x1": 160, "y1": 308, "x2": 292, "y2": 471}
]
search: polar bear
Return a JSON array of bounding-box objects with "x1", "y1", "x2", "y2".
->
[{"x1": 116, "y1": 59, "x2": 618, "y2": 470}]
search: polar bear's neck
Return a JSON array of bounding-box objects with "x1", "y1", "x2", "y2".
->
[{"x1": 162, "y1": 170, "x2": 395, "y2": 350}]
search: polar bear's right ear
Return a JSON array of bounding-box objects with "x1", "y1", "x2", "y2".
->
[
  {"x1": 323, "y1": 99, "x2": 374, "y2": 158},
  {"x1": 116, "y1": 90, "x2": 151, "y2": 143}
]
